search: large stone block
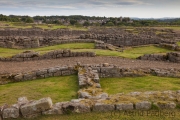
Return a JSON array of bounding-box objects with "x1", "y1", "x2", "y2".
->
[
  {"x1": 93, "y1": 103, "x2": 115, "y2": 112},
  {"x1": 154, "y1": 101, "x2": 176, "y2": 109},
  {"x1": 2, "y1": 107, "x2": 19, "y2": 119},
  {"x1": 62, "y1": 102, "x2": 91, "y2": 114},
  {"x1": 20, "y1": 97, "x2": 53, "y2": 118},
  {"x1": 135, "y1": 101, "x2": 151, "y2": 110},
  {"x1": 43, "y1": 102, "x2": 68, "y2": 115},
  {"x1": 116, "y1": 103, "x2": 134, "y2": 111}
]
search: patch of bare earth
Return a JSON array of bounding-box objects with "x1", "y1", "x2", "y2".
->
[{"x1": 0, "y1": 56, "x2": 180, "y2": 74}]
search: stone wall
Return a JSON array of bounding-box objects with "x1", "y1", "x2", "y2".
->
[
  {"x1": 0, "y1": 29, "x2": 86, "y2": 37},
  {"x1": 1, "y1": 64, "x2": 180, "y2": 119},
  {"x1": 0, "y1": 37, "x2": 94, "y2": 48},
  {"x1": 95, "y1": 40, "x2": 123, "y2": 51},
  {"x1": 167, "y1": 52, "x2": 180, "y2": 63},
  {"x1": 158, "y1": 43, "x2": 180, "y2": 51},
  {"x1": 0, "y1": 50, "x2": 95, "y2": 62},
  {"x1": 1, "y1": 63, "x2": 180, "y2": 85},
  {"x1": 137, "y1": 52, "x2": 180, "y2": 63},
  {"x1": 80, "y1": 33, "x2": 163, "y2": 47},
  {"x1": 0, "y1": 65, "x2": 76, "y2": 85}
]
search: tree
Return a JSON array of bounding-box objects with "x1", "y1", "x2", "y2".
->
[
  {"x1": 106, "y1": 22, "x2": 114, "y2": 26},
  {"x1": 25, "y1": 17, "x2": 34, "y2": 23},
  {"x1": 83, "y1": 21, "x2": 90, "y2": 26},
  {"x1": 70, "y1": 19, "x2": 77, "y2": 25}
]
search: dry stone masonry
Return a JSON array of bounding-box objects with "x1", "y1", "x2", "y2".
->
[
  {"x1": 137, "y1": 52, "x2": 180, "y2": 63},
  {"x1": 0, "y1": 28, "x2": 179, "y2": 49},
  {"x1": 0, "y1": 50, "x2": 95, "y2": 62},
  {"x1": 1, "y1": 63, "x2": 180, "y2": 85},
  {"x1": 1, "y1": 63, "x2": 180, "y2": 119}
]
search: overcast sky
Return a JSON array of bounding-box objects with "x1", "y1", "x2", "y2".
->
[{"x1": 0, "y1": 0, "x2": 180, "y2": 18}]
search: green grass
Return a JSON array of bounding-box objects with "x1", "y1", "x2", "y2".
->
[
  {"x1": 177, "y1": 42, "x2": 180, "y2": 46},
  {"x1": 0, "y1": 44, "x2": 173, "y2": 58},
  {"x1": 0, "y1": 75, "x2": 78, "y2": 106},
  {"x1": 0, "y1": 22, "x2": 88, "y2": 31},
  {"x1": 0, "y1": 43, "x2": 95, "y2": 57},
  {"x1": 100, "y1": 76, "x2": 180, "y2": 94},
  {"x1": 18, "y1": 110, "x2": 180, "y2": 120},
  {"x1": 73, "y1": 45, "x2": 173, "y2": 58}
]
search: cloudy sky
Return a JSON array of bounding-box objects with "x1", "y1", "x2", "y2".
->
[{"x1": 0, "y1": 0, "x2": 180, "y2": 18}]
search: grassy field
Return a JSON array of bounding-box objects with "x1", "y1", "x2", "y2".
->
[
  {"x1": 0, "y1": 22, "x2": 88, "y2": 31},
  {"x1": 100, "y1": 75, "x2": 180, "y2": 94},
  {"x1": 0, "y1": 75, "x2": 78, "y2": 106},
  {"x1": 0, "y1": 44, "x2": 172, "y2": 58},
  {"x1": 18, "y1": 110, "x2": 180, "y2": 120},
  {"x1": 73, "y1": 45, "x2": 172, "y2": 58},
  {"x1": 0, "y1": 43, "x2": 95, "y2": 57}
]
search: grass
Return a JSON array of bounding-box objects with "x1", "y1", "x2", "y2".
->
[
  {"x1": 73, "y1": 45, "x2": 173, "y2": 58},
  {"x1": 177, "y1": 42, "x2": 180, "y2": 46},
  {"x1": 0, "y1": 75, "x2": 78, "y2": 106},
  {"x1": 0, "y1": 44, "x2": 172, "y2": 58},
  {"x1": 18, "y1": 110, "x2": 180, "y2": 120},
  {"x1": 0, "y1": 43, "x2": 95, "y2": 57},
  {"x1": 100, "y1": 75, "x2": 180, "y2": 94},
  {"x1": 0, "y1": 22, "x2": 88, "y2": 31}
]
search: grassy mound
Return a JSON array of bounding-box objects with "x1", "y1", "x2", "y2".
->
[
  {"x1": 0, "y1": 75, "x2": 78, "y2": 106},
  {"x1": 100, "y1": 75, "x2": 180, "y2": 94}
]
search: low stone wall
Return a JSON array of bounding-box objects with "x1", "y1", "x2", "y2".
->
[
  {"x1": 0, "y1": 29, "x2": 86, "y2": 37},
  {"x1": 95, "y1": 40, "x2": 123, "y2": 52},
  {"x1": 0, "y1": 50, "x2": 95, "y2": 62},
  {"x1": 80, "y1": 33, "x2": 163, "y2": 47},
  {"x1": 0, "y1": 65, "x2": 76, "y2": 85},
  {"x1": 1, "y1": 63, "x2": 180, "y2": 85},
  {"x1": 0, "y1": 37, "x2": 94, "y2": 48},
  {"x1": 158, "y1": 43, "x2": 180, "y2": 51},
  {"x1": 1, "y1": 64, "x2": 180, "y2": 119},
  {"x1": 167, "y1": 52, "x2": 180, "y2": 63},
  {"x1": 137, "y1": 54, "x2": 167, "y2": 61},
  {"x1": 137, "y1": 52, "x2": 180, "y2": 63}
]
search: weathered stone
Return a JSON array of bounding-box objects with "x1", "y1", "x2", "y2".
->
[
  {"x1": 14, "y1": 74, "x2": 23, "y2": 81},
  {"x1": 103, "y1": 63, "x2": 109, "y2": 67},
  {"x1": 43, "y1": 102, "x2": 68, "y2": 115},
  {"x1": 116, "y1": 103, "x2": 134, "y2": 111},
  {"x1": 20, "y1": 97, "x2": 53, "y2": 118},
  {"x1": 18, "y1": 97, "x2": 29, "y2": 105},
  {"x1": 154, "y1": 101, "x2": 176, "y2": 109},
  {"x1": 78, "y1": 91, "x2": 91, "y2": 99},
  {"x1": 93, "y1": 103, "x2": 115, "y2": 112},
  {"x1": 135, "y1": 101, "x2": 151, "y2": 110},
  {"x1": 62, "y1": 102, "x2": 91, "y2": 114},
  {"x1": 2, "y1": 107, "x2": 19, "y2": 119}
]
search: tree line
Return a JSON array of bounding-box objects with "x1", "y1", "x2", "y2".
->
[{"x1": 0, "y1": 14, "x2": 180, "y2": 26}]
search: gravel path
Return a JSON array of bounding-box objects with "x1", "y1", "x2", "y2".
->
[{"x1": 0, "y1": 56, "x2": 180, "y2": 74}]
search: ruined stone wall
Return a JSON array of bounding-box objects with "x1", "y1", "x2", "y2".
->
[
  {"x1": 0, "y1": 29, "x2": 86, "y2": 37},
  {"x1": 158, "y1": 43, "x2": 180, "y2": 51},
  {"x1": 167, "y1": 52, "x2": 180, "y2": 63},
  {"x1": 0, "y1": 50, "x2": 95, "y2": 62},
  {"x1": 0, "y1": 37, "x2": 94, "y2": 48},
  {"x1": 80, "y1": 33, "x2": 162, "y2": 47},
  {"x1": 137, "y1": 52, "x2": 180, "y2": 63},
  {"x1": 1, "y1": 64, "x2": 180, "y2": 119},
  {"x1": 1, "y1": 63, "x2": 180, "y2": 85}
]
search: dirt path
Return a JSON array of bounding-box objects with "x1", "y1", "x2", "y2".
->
[{"x1": 0, "y1": 56, "x2": 180, "y2": 74}]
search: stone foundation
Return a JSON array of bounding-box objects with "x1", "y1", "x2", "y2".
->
[
  {"x1": 0, "y1": 50, "x2": 95, "y2": 62},
  {"x1": 1, "y1": 64, "x2": 180, "y2": 119}
]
